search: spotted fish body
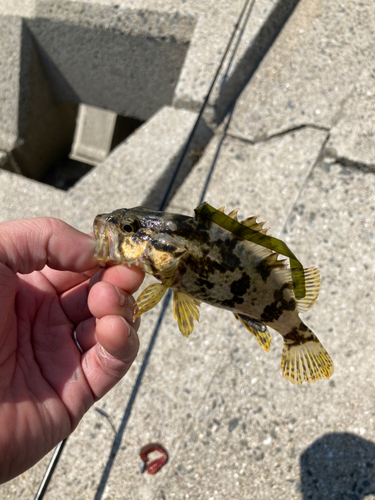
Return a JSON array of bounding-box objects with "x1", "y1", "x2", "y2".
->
[{"x1": 93, "y1": 206, "x2": 333, "y2": 385}]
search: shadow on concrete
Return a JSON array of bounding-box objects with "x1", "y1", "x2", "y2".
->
[{"x1": 300, "y1": 432, "x2": 375, "y2": 500}]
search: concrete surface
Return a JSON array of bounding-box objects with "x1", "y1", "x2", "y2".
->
[
  {"x1": 1, "y1": 0, "x2": 375, "y2": 499},
  {"x1": 229, "y1": 0, "x2": 375, "y2": 141},
  {"x1": 0, "y1": 0, "x2": 36, "y2": 17},
  {"x1": 326, "y1": 65, "x2": 375, "y2": 171}
]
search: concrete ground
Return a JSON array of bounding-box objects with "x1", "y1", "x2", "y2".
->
[{"x1": 1, "y1": 0, "x2": 375, "y2": 499}]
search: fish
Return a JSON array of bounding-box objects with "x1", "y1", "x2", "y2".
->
[{"x1": 93, "y1": 205, "x2": 334, "y2": 385}]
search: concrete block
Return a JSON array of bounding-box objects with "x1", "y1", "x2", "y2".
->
[
  {"x1": 0, "y1": 1, "x2": 196, "y2": 181},
  {"x1": 62, "y1": 105, "x2": 212, "y2": 232},
  {"x1": 0, "y1": 169, "x2": 64, "y2": 222},
  {"x1": 0, "y1": 15, "x2": 78, "y2": 179},
  {"x1": 0, "y1": 16, "x2": 25, "y2": 152},
  {"x1": 211, "y1": 0, "x2": 300, "y2": 123},
  {"x1": 28, "y1": 1, "x2": 195, "y2": 120},
  {"x1": 70, "y1": 104, "x2": 117, "y2": 166},
  {"x1": 174, "y1": 0, "x2": 301, "y2": 122},
  {"x1": 325, "y1": 66, "x2": 375, "y2": 171},
  {"x1": 229, "y1": 0, "x2": 375, "y2": 141},
  {"x1": 0, "y1": 0, "x2": 36, "y2": 18}
]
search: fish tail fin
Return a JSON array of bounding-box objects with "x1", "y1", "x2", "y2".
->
[{"x1": 281, "y1": 326, "x2": 333, "y2": 384}]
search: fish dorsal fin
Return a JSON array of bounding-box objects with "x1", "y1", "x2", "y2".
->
[
  {"x1": 218, "y1": 206, "x2": 225, "y2": 212},
  {"x1": 134, "y1": 283, "x2": 168, "y2": 320},
  {"x1": 234, "y1": 313, "x2": 272, "y2": 352},
  {"x1": 260, "y1": 253, "x2": 287, "y2": 270},
  {"x1": 173, "y1": 291, "x2": 201, "y2": 337},
  {"x1": 281, "y1": 327, "x2": 333, "y2": 384},
  {"x1": 227, "y1": 208, "x2": 239, "y2": 221},
  {"x1": 295, "y1": 267, "x2": 320, "y2": 312},
  {"x1": 222, "y1": 209, "x2": 268, "y2": 233},
  {"x1": 221, "y1": 209, "x2": 275, "y2": 261},
  {"x1": 241, "y1": 216, "x2": 268, "y2": 235}
]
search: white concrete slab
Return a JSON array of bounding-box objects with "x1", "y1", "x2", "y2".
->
[{"x1": 229, "y1": 0, "x2": 375, "y2": 142}]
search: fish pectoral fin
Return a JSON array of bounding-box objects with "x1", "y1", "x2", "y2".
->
[
  {"x1": 134, "y1": 283, "x2": 168, "y2": 320},
  {"x1": 173, "y1": 291, "x2": 201, "y2": 338},
  {"x1": 158, "y1": 251, "x2": 187, "y2": 280},
  {"x1": 281, "y1": 329, "x2": 333, "y2": 385},
  {"x1": 295, "y1": 267, "x2": 321, "y2": 313},
  {"x1": 235, "y1": 314, "x2": 272, "y2": 352}
]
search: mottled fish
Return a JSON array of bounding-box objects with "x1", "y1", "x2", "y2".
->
[{"x1": 93, "y1": 205, "x2": 334, "y2": 385}]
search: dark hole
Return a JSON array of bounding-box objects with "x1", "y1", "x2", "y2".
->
[{"x1": 111, "y1": 115, "x2": 143, "y2": 150}]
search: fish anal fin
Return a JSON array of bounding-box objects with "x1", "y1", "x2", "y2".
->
[
  {"x1": 281, "y1": 329, "x2": 333, "y2": 384},
  {"x1": 134, "y1": 283, "x2": 168, "y2": 320},
  {"x1": 235, "y1": 313, "x2": 272, "y2": 352},
  {"x1": 295, "y1": 267, "x2": 321, "y2": 313},
  {"x1": 173, "y1": 291, "x2": 201, "y2": 338}
]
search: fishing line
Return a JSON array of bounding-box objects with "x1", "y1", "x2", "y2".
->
[
  {"x1": 33, "y1": 1, "x2": 255, "y2": 498},
  {"x1": 219, "y1": 0, "x2": 256, "y2": 91},
  {"x1": 158, "y1": 0, "x2": 254, "y2": 212},
  {"x1": 200, "y1": 0, "x2": 256, "y2": 204}
]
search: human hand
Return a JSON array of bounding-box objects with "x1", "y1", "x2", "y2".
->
[{"x1": 0, "y1": 217, "x2": 144, "y2": 483}]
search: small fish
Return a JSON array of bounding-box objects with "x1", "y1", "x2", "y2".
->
[{"x1": 93, "y1": 206, "x2": 333, "y2": 385}]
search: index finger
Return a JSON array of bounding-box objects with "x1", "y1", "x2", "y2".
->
[{"x1": 0, "y1": 217, "x2": 97, "y2": 275}]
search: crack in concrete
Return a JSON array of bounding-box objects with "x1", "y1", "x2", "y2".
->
[
  {"x1": 281, "y1": 131, "x2": 330, "y2": 236},
  {"x1": 226, "y1": 123, "x2": 330, "y2": 146}
]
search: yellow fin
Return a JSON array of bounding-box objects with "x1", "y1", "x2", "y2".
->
[
  {"x1": 295, "y1": 267, "x2": 320, "y2": 312},
  {"x1": 134, "y1": 283, "x2": 168, "y2": 320},
  {"x1": 235, "y1": 313, "x2": 272, "y2": 352},
  {"x1": 281, "y1": 330, "x2": 333, "y2": 384},
  {"x1": 173, "y1": 291, "x2": 201, "y2": 337}
]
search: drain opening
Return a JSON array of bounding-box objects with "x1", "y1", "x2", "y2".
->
[
  {"x1": 0, "y1": 10, "x2": 194, "y2": 189},
  {"x1": 41, "y1": 111, "x2": 143, "y2": 191}
]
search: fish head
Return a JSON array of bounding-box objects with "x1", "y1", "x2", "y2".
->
[{"x1": 93, "y1": 207, "x2": 189, "y2": 276}]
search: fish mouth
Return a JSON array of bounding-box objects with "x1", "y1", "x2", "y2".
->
[{"x1": 93, "y1": 215, "x2": 120, "y2": 264}]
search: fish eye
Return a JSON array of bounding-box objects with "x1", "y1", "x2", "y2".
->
[{"x1": 120, "y1": 220, "x2": 139, "y2": 234}]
